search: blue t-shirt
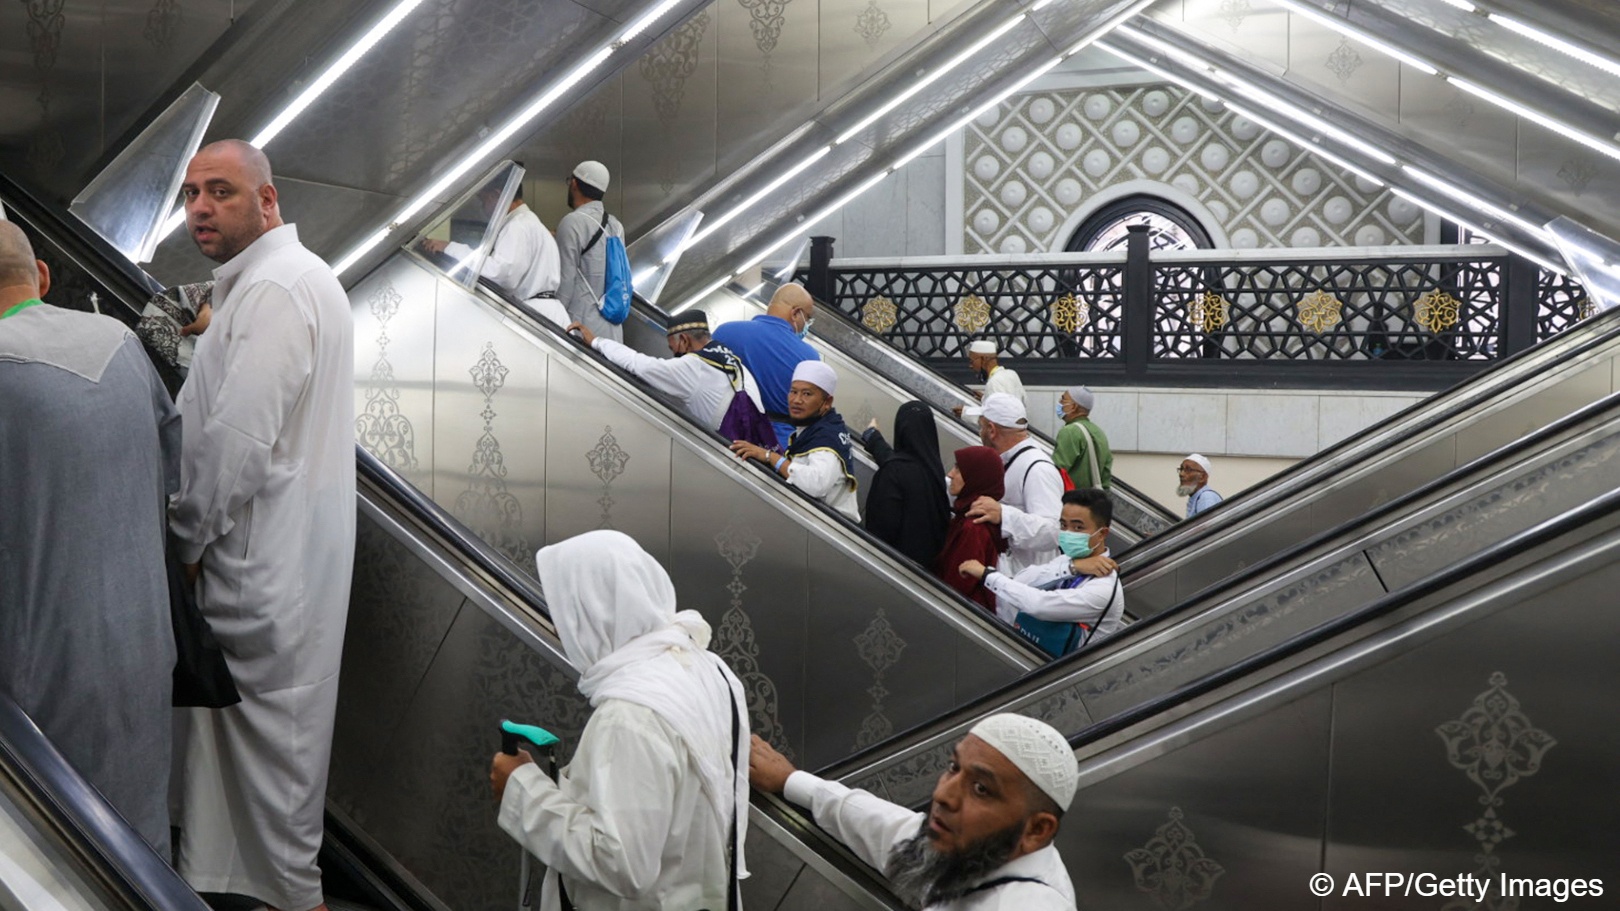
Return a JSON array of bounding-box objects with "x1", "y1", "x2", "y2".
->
[
  {"x1": 711, "y1": 314, "x2": 819, "y2": 417},
  {"x1": 1186, "y1": 486, "x2": 1223, "y2": 518}
]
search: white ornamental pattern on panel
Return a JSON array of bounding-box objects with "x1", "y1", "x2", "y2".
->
[
  {"x1": 961, "y1": 84, "x2": 1424, "y2": 255},
  {"x1": 713, "y1": 514, "x2": 791, "y2": 754}
]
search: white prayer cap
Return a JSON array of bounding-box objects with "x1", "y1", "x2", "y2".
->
[
  {"x1": 969, "y1": 713, "x2": 1079, "y2": 811},
  {"x1": 968, "y1": 340, "x2": 998, "y2": 357},
  {"x1": 572, "y1": 160, "x2": 611, "y2": 191},
  {"x1": 1183, "y1": 453, "x2": 1212, "y2": 475},
  {"x1": 792, "y1": 359, "x2": 838, "y2": 396},
  {"x1": 1065, "y1": 385, "x2": 1094, "y2": 412},
  {"x1": 962, "y1": 392, "x2": 1026, "y2": 428}
]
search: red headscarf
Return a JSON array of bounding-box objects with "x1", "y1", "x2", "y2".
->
[{"x1": 936, "y1": 446, "x2": 1006, "y2": 613}]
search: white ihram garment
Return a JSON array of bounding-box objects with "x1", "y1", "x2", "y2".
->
[
  {"x1": 170, "y1": 224, "x2": 355, "y2": 911},
  {"x1": 499, "y1": 531, "x2": 750, "y2": 911},
  {"x1": 590, "y1": 338, "x2": 764, "y2": 432}
]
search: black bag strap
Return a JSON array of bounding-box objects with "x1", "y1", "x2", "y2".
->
[
  {"x1": 961, "y1": 875, "x2": 1050, "y2": 897},
  {"x1": 717, "y1": 664, "x2": 742, "y2": 911},
  {"x1": 1004, "y1": 445, "x2": 1054, "y2": 496},
  {"x1": 580, "y1": 208, "x2": 610, "y2": 258}
]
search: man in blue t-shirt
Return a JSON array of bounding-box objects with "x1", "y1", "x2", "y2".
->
[{"x1": 712, "y1": 282, "x2": 820, "y2": 447}]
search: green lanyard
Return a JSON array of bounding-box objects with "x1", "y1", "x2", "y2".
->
[{"x1": 0, "y1": 298, "x2": 43, "y2": 320}]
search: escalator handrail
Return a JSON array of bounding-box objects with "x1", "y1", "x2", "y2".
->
[
  {"x1": 357, "y1": 445, "x2": 550, "y2": 614},
  {"x1": 461, "y1": 271, "x2": 1048, "y2": 663},
  {"x1": 822, "y1": 385, "x2": 1620, "y2": 773},
  {"x1": 0, "y1": 693, "x2": 212, "y2": 911},
  {"x1": 0, "y1": 170, "x2": 164, "y2": 315},
  {"x1": 1119, "y1": 304, "x2": 1620, "y2": 574},
  {"x1": 720, "y1": 278, "x2": 1179, "y2": 530}
]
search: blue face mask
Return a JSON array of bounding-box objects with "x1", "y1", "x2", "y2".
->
[
  {"x1": 1058, "y1": 530, "x2": 1094, "y2": 559},
  {"x1": 1055, "y1": 402, "x2": 1068, "y2": 421},
  {"x1": 795, "y1": 314, "x2": 813, "y2": 340}
]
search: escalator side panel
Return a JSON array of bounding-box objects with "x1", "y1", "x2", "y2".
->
[
  {"x1": 1058, "y1": 531, "x2": 1620, "y2": 907},
  {"x1": 1450, "y1": 350, "x2": 1618, "y2": 466},
  {"x1": 353, "y1": 264, "x2": 442, "y2": 496}
]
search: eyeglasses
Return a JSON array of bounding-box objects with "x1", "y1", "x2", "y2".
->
[{"x1": 1176, "y1": 467, "x2": 1200, "y2": 474}]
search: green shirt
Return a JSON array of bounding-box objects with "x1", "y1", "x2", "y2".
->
[
  {"x1": 1, "y1": 298, "x2": 44, "y2": 319},
  {"x1": 1053, "y1": 416, "x2": 1112, "y2": 489}
]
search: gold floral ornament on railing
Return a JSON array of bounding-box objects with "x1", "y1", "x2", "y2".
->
[
  {"x1": 1188, "y1": 292, "x2": 1229, "y2": 333},
  {"x1": 861, "y1": 296, "x2": 898, "y2": 334},
  {"x1": 1049, "y1": 293, "x2": 1089, "y2": 334},
  {"x1": 954, "y1": 294, "x2": 991, "y2": 334},
  {"x1": 1296, "y1": 291, "x2": 1344, "y2": 334},
  {"x1": 1578, "y1": 294, "x2": 1598, "y2": 321},
  {"x1": 1413, "y1": 290, "x2": 1461, "y2": 334}
]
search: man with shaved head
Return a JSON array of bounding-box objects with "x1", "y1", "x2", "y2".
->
[
  {"x1": 712, "y1": 282, "x2": 821, "y2": 448},
  {"x1": 0, "y1": 221, "x2": 179, "y2": 856},
  {"x1": 750, "y1": 712, "x2": 1079, "y2": 910},
  {"x1": 169, "y1": 139, "x2": 355, "y2": 911}
]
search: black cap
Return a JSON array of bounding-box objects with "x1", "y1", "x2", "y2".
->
[{"x1": 663, "y1": 310, "x2": 709, "y2": 335}]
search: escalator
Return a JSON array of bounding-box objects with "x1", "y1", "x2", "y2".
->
[{"x1": 650, "y1": 282, "x2": 1178, "y2": 548}]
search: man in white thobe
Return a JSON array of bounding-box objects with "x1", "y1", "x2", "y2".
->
[
  {"x1": 729, "y1": 360, "x2": 861, "y2": 522},
  {"x1": 169, "y1": 140, "x2": 355, "y2": 911},
  {"x1": 568, "y1": 309, "x2": 763, "y2": 432},
  {"x1": 751, "y1": 713, "x2": 1079, "y2": 911},
  {"x1": 963, "y1": 395, "x2": 1063, "y2": 621},
  {"x1": 421, "y1": 177, "x2": 565, "y2": 326},
  {"x1": 491, "y1": 530, "x2": 750, "y2": 911},
  {"x1": 953, "y1": 341, "x2": 1025, "y2": 419}
]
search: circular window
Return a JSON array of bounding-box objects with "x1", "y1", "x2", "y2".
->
[{"x1": 1066, "y1": 195, "x2": 1214, "y2": 252}]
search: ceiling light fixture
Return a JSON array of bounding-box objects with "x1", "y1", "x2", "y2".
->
[
  {"x1": 1435, "y1": 0, "x2": 1476, "y2": 11},
  {"x1": 1487, "y1": 12, "x2": 1620, "y2": 80},
  {"x1": 1447, "y1": 77, "x2": 1620, "y2": 164},
  {"x1": 1269, "y1": 0, "x2": 1439, "y2": 75},
  {"x1": 1399, "y1": 166, "x2": 1544, "y2": 235},
  {"x1": 671, "y1": 145, "x2": 833, "y2": 258},
  {"x1": 1391, "y1": 188, "x2": 1563, "y2": 274}
]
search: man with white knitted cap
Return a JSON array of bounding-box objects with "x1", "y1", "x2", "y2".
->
[
  {"x1": 730, "y1": 360, "x2": 860, "y2": 521},
  {"x1": 557, "y1": 160, "x2": 625, "y2": 342},
  {"x1": 750, "y1": 712, "x2": 1078, "y2": 910},
  {"x1": 961, "y1": 393, "x2": 1064, "y2": 617},
  {"x1": 1178, "y1": 453, "x2": 1222, "y2": 518},
  {"x1": 1052, "y1": 384, "x2": 1110, "y2": 490},
  {"x1": 952, "y1": 340, "x2": 1025, "y2": 420}
]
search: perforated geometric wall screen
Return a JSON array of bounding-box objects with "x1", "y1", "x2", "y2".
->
[{"x1": 961, "y1": 83, "x2": 1429, "y2": 254}]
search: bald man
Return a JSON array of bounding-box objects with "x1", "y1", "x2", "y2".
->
[
  {"x1": 0, "y1": 222, "x2": 179, "y2": 855},
  {"x1": 169, "y1": 140, "x2": 355, "y2": 911},
  {"x1": 712, "y1": 282, "x2": 821, "y2": 447}
]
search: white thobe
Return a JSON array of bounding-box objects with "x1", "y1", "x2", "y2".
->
[
  {"x1": 981, "y1": 365, "x2": 1025, "y2": 404},
  {"x1": 591, "y1": 338, "x2": 763, "y2": 432},
  {"x1": 170, "y1": 224, "x2": 355, "y2": 911},
  {"x1": 995, "y1": 439, "x2": 1064, "y2": 619},
  {"x1": 984, "y1": 553, "x2": 1127, "y2": 641},
  {"x1": 499, "y1": 700, "x2": 731, "y2": 911},
  {"x1": 788, "y1": 449, "x2": 861, "y2": 522},
  {"x1": 782, "y1": 771, "x2": 1077, "y2": 911},
  {"x1": 445, "y1": 203, "x2": 561, "y2": 302}
]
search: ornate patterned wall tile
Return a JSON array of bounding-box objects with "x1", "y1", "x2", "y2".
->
[{"x1": 960, "y1": 84, "x2": 1425, "y2": 255}]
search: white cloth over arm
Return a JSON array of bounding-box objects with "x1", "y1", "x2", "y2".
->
[
  {"x1": 997, "y1": 441, "x2": 1064, "y2": 579},
  {"x1": 787, "y1": 449, "x2": 861, "y2": 522},
  {"x1": 783, "y1": 771, "x2": 919, "y2": 872},
  {"x1": 445, "y1": 203, "x2": 560, "y2": 300},
  {"x1": 500, "y1": 700, "x2": 730, "y2": 911},
  {"x1": 592, "y1": 338, "x2": 730, "y2": 429},
  {"x1": 985, "y1": 556, "x2": 1127, "y2": 639}
]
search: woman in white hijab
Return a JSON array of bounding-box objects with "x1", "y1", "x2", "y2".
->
[{"x1": 491, "y1": 530, "x2": 750, "y2": 911}]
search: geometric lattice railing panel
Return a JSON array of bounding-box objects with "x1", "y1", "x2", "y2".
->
[
  {"x1": 1154, "y1": 257, "x2": 1504, "y2": 361},
  {"x1": 827, "y1": 263, "x2": 1126, "y2": 361},
  {"x1": 1537, "y1": 268, "x2": 1596, "y2": 341}
]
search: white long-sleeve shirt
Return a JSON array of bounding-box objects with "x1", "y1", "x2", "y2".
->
[
  {"x1": 788, "y1": 448, "x2": 861, "y2": 522},
  {"x1": 591, "y1": 338, "x2": 762, "y2": 432},
  {"x1": 997, "y1": 438, "x2": 1064, "y2": 581},
  {"x1": 499, "y1": 700, "x2": 731, "y2": 911},
  {"x1": 445, "y1": 203, "x2": 560, "y2": 302},
  {"x1": 782, "y1": 771, "x2": 1076, "y2": 911},
  {"x1": 984, "y1": 553, "x2": 1126, "y2": 637},
  {"x1": 981, "y1": 365, "x2": 1025, "y2": 403}
]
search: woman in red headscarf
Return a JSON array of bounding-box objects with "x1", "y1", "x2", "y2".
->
[{"x1": 935, "y1": 445, "x2": 1005, "y2": 614}]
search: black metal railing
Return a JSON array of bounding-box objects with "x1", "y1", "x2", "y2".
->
[{"x1": 802, "y1": 227, "x2": 1593, "y2": 389}]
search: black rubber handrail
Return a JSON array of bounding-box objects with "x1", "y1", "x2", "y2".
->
[
  {"x1": 822, "y1": 386, "x2": 1620, "y2": 773},
  {"x1": 0, "y1": 693, "x2": 212, "y2": 911},
  {"x1": 1120, "y1": 304, "x2": 1620, "y2": 574}
]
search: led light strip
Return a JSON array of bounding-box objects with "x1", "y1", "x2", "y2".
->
[
  {"x1": 1486, "y1": 12, "x2": 1620, "y2": 80},
  {"x1": 333, "y1": 0, "x2": 689, "y2": 276},
  {"x1": 1448, "y1": 77, "x2": 1620, "y2": 164},
  {"x1": 1269, "y1": 0, "x2": 1437, "y2": 75},
  {"x1": 1399, "y1": 166, "x2": 1542, "y2": 236},
  {"x1": 1390, "y1": 188, "x2": 1563, "y2": 274}
]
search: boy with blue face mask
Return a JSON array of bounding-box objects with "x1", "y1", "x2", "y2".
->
[{"x1": 957, "y1": 488, "x2": 1126, "y2": 658}]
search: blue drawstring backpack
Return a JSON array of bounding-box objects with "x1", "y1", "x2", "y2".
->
[{"x1": 581, "y1": 209, "x2": 633, "y2": 325}]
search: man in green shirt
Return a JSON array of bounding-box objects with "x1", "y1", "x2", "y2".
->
[{"x1": 1052, "y1": 385, "x2": 1111, "y2": 490}]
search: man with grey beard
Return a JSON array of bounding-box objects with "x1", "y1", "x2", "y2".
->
[{"x1": 749, "y1": 713, "x2": 1078, "y2": 910}]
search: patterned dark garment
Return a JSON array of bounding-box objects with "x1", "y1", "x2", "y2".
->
[{"x1": 135, "y1": 281, "x2": 212, "y2": 371}]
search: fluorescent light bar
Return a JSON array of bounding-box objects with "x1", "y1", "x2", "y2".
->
[
  {"x1": 1220, "y1": 78, "x2": 1398, "y2": 165},
  {"x1": 668, "y1": 276, "x2": 731, "y2": 315},
  {"x1": 1391, "y1": 188, "x2": 1563, "y2": 273},
  {"x1": 632, "y1": 266, "x2": 659, "y2": 286},
  {"x1": 1448, "y1": 77, "x2": 1620, "y2": 164},
  {"x1": 1399, "y1": 166, "x2": 1542, "y2": 235},
  {"x1": 834, "y1": 16, "x2": 1024, "y2": 145},
  {"x1": 673, "y1": 145, "x2": 833, "y2": 258},
  {"x1": 1271, "y1": 0, "x2": 1438, "y2": 75},
  {"x1": 617, "y1": 0, "x2": 686, "y2": 45},
  {"x1": 1436, "y1": 0, "x2": 1475, "y2": 11},
  {"x1": 893, "y1": 56, "x2": 1063, "y2": 170},
  {"x1": 1223, "y1": 100, "x2": 1386, "y2": 186},
  {"x1": 1488, "y1": 12, "x2": 1620, "y2": 80},
  {"x1": 252, "y1": 0, "x2": 429, "y2": 148},
  {"x1": 1063, "y1": 0, "x2": 1158, "y2": 57}
]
